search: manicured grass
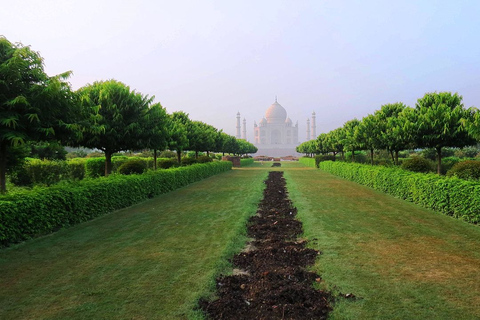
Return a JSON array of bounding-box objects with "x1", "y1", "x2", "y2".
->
[
  {"x1": 284, "y1": 162, "x2": 480, "y2": 319},
  {"x1": 0, "y1": 165, "x2": 268, "y2": 320}
]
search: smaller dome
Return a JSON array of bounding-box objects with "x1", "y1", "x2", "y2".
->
[
  {"x1": 285, "y1": 117, "x2": 292, "y2": 124},
  {"x1": 259, "y1": 118, "x2": 267, "y2": 126}
]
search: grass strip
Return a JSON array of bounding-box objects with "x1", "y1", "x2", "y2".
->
[
  {"x1": 0, "y1": 163, "x2": 267, "y2": 320},
  {"x1": 283, "y1": 161, "x2": 480, "y2": 320}
]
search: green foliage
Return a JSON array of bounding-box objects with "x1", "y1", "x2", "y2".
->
[
  {"x1": 181, "y1": 157, "x2": 198, "y2": 166},
  {"x1": 319, "y1": 161, "x2": 480, "y2": 223},
  {"x1": 420, "y1": 148, "x2": 455, "y2": 161},
  {"x1": 401, "y1": 157, "x2": 435, "y2": 173},
  {"x1": 240, "y1": 158, "x2": 255, "y2": 166},
  {"x1": 0, "y1": 161, "x2": 233, "y2": 247},
  {"x1": 447, "y1": 160, "x2": 480, "y2": 180},
  {"x1": 197, "y1": 155, "x2": 213, "y2": 163},
  {"x1": 157, "y1": 158, "x2": 179, "y2": 169},
  {"x1": 28, "y1": 141, "x2": 67, "y2": 160},
  {"x1": 0, "y1": 37, "x2": 80, "y2": 193},
  {"x1": 315, "y1": 154, "x2": 336, "y2": 167},
  {"x1": 159, "y1": 150, "x2": 177, "y2": 158},
  {"x1": 441, "y1": 156, "x2": 461, "y2": 174},
  {"x1": 299, "y1": 157, "x2": 316, "y2": 168},
  {"x1": 117, "y1": 159, "x2": 148, "y2": 175}
]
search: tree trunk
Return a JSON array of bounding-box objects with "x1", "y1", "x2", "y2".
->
[
  {"x1": 370, "y1": 148, "x2": 374, "y2": 165},
  {"x1": 341, "y1": 151, "x2": 345, "y2": 161},
  {"x1": 352, "y1": 149, "x2": 355, "y2": 162},
  {"x1": 195, "y1": 150, "x2": 199, "y2": 159},
  {"x1": 436, "y1": 147, "x2": 442, "y2": 175},
  {"x1": 176, "y1": 150, "x2": 182, "y2": 164},
  {"x1": 333, "y1": 151, "x2": 337, "y2": 161},
  {"x1": 0, "y1": 142, "x2": 7, "y2": 194},
  {"x1": 390, "y1": 149, "x2": 395, "y2": 163},
  {"x1": 395, "y1": 150, "x2": 399, "y2": 166},
  {"x1": 207, "y1": 151, "x2": 210, "y2": 157},
  {"x1": 154, "y1": 149, "x2": 157, "y2": 170},
  {"x1": 105, "y1": 151, "x2": 113, "y2": 176}
]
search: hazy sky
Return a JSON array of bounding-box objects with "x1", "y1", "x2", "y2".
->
[{"x1": 2, "y1": 0, "x2": 480, "y2": 142}]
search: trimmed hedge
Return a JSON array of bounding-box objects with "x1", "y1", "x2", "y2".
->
[
  {"x1": 319, "y1": 161, "x2": 480, "y2": 224},
  {"x1": 0, "y1": 161, "x2": 232, "y2": 247},
  {"x1": 299, "y1": 157, "x2": 316, "y2": 168},
  {"x1": 240, "y1": 158, "x2": 255, "y2": 166}
]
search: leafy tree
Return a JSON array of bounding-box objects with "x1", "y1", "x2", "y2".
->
[
  {"x1": 76, "y1": 80, "x2": 157, "y2": 175},
  {"x1": 0, "y1": 37, "x2": 79, "y2": 192},
  {"x1": 188, "y1": 121, "x2": 217, "y2": 158},
  {"x1": 356, "y1": 114, "x2": 381, "y2": 165},
  {"x1": 141, "y1": 103, "x2": 170, "y2": 169},
  {"x1": 168, "y1": 112, "x2": 190, "y2": 163},
  {"x1": 374, "y1": 103, "x2": 412, "y2": 165},
  {"x1": 329, "y1": 127, "x2": 346, "y2": 160},
  {"x1": 414, "y1": 92, "x2": 476, "y2": 174},
  {"x1": 28, "y1": 141, "x2": 67, "y2": 160},
  {"x1": 343, "y1": 119, "x2": 361, "y2": 162}
]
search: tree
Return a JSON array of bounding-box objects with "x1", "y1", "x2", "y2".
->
[
  {"x1": 76, "y1": 80, "x2": 156, "y2": 175},
  {"x1": 414, "y1": 92, "x2": 476, "y2": 174},
  {"x1": 0, "y1": 37, "x2": 79, "y2": 192},
  {"x1": 168, "y1": 112, "x2": 190, "y2": 163},
  {"x1": 142, "y1": 103, "x2": 170, "y2": 169},
  {"x1": 188, "y1": 121, "x2": 217, "y2": 158},
  {"x1": 356, "y1": 114, "x2": 381, "y2": 165},
  {"x1": 374, "y1": 103, "x2": 411, "y2": 165},
  {"x1": 343, "y1": 119, "x2": 361, "y2": 162}
]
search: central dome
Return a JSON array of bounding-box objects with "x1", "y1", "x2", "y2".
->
[{"x1": 265, "y1": 100, "x2": 287, "y2": 124}]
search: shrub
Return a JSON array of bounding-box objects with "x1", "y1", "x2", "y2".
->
[
  {"x1": 181, "y1": 157, "x2": 198, "y2": 166},
  {"x1": 441, "y1": 157, "x2": 461, "y2": 174},
  {"x1": 447, "y1": 160, "x2": 480, "y2": 180},
  {"x1": 240, "y1": 158, "x2": 254, "y2": 166},
  {"x1": 67, "y1": 158, "x2": 86, "y2": 180},
  {"x1": 315, "y1": 155, "x2": 336, "y2": 167},
  {"x1": 197, "y1": 155, "x2": 213, "y2": 163},
  {"x1": 159, "y1": 150, "x2": 177, "y2": 158},
  {"x1": 299, "y1": 157, "x2": 316, "y2": 168},
  {"x1": 157, "y1": 158, "x2": 179, "y2": 169},
  {"x1": 0, "y1": 161, "x2": 233, "y2": 247},
  {"x1": 401, "y1": 157, "x2": 435, "y2": 173},
  {"x1": 118, "y1": 159, "x2": 148, "y2": 175},
  {"x1": 319, "y1": 161, "x2": 480, "y2": 224}
]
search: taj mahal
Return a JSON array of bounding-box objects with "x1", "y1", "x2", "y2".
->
[{"x1": 236, "y1": 98, "x2": 316, "y2": 157}]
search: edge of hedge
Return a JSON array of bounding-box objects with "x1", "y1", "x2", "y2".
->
[
  {"x1": 299, "y1": 157, "x2": 316, "y2": 168},
  {"x1": 0, "y1": 161, "x2": 232, "y2": 247},
  {"x1": 318, "y1": 161, "x2": 480, "y2": 224}
]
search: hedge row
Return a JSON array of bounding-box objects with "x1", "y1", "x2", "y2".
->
[
  {"x1": 240, "y1": 158, "x2": 255, "y2": 166},
  {"x1": 0, "y1": 161, "x2": 232, "y2": 247},
  {"x1": 299, "y1": 157, "x2": 316, "y2": 168},
  {"x1": 318, "y1": 161, "x2": 480, "y2": 224}
]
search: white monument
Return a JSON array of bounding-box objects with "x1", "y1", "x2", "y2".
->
[{"x1": 252, "y1": 98, "x2": 299, "y2": 157}]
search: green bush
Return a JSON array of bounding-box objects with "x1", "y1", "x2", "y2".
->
[
  {"x1": 0, "y1": 161, "x2": 233, "y2": 247},
  {"x1": 240, "y1": 158, "x2": 254, "y2": 166},
  {"x1": 197, "y1": 155, "x2": 213, "y2": 163},
  {"x1": 401, "y1": 157, "x2": 435, "y2": 173},
  {"x1": 159, "y1": 150, "x2": 177, "y2": 158},
  {"x1": 117, "y1": 159, "x2": 147, "y2": 175},
  {"x1": 181, "y1": 157, "x2": 198, "y2": 166},
  {"x1": 157, "y1": 158, "x2": 179, "y2": 169},
  {"x1": 66, "y1": 158, "x2": 86, "y2": 180},
  {"x1": 315, "y1": 155, "x2": 336, "y2": 167},
  {"x1": 441, "y1": 157, "x2": 461, "y2": 174},
  {"x1": 447, "y1": 160, "x2": 480, "y2": 180},
  {"x1": 299, "y1": 157, "x2": 316, "y2": 168},
  {"x1": 319, "y1": 161, "x2": 480, "y2": 224}
]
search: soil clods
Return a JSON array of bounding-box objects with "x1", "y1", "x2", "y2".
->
[{"x1": 200, "y1": 171, "x2": 332, "y2": 319}]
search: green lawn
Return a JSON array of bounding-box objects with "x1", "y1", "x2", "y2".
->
[
  {"x1": 0, "y1": 163, "x2": 267, "y2": 320},
  {"x1": 2, "y1": 161, "x2": 480, "y2": 319},
  {"x1": 284, "y1": 162, "x2": 480, "y2": 319}
]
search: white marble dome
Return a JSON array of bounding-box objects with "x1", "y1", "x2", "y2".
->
[{"x1": 265, "y1": 100, "x2": 287, "y2": 124}]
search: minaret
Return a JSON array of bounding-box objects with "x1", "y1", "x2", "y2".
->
[
  {"x1": 236, "y1": 112, "x2": 241, "y2": 139},
  {"x1": 311, "y1": 112, "x2": 316, "y2": 140},
  {"x1": 306, "y1": 118, "x2": 311, "y2": 141},
  {"x1": 242, "y1": 118, "x2": 247, "y2": 140}
]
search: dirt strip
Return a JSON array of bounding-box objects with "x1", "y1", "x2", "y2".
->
[{"x1": 200, "y1": 171, "x2": 332, "y2": 319}]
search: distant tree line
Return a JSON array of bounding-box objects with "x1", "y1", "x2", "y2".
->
[
  {"x1": 297, "y1": 93, "x2": 480, "y2": 175},
  {"x1": 0, "y1": 37, "x2": 256, "y2": 193}
]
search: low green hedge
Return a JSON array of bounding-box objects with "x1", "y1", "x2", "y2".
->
[
  {"x1": 299, "y1": 157, "x2": 316, "y2": 168},
  {"x1": 319, "y1": 161, "x2": 480, "y2": 224},
  {"x1": 0, "y1": 161, "x2": 232, "y2": 247},
  {"x1": 240, "y1": 158, "x2": 255, "y2": 166}
]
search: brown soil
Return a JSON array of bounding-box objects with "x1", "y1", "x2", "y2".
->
[{"x1": 199, "y1": 171, "x2": 332, "y2": 319}]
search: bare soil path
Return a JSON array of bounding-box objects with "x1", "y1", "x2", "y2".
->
[{"x1": 200, "y1": 171, "x2": 331, "y2": 319}]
